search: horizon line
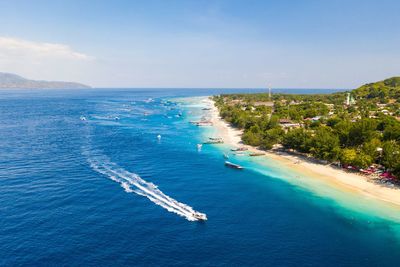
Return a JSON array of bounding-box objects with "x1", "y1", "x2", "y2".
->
[{"x1": 90, "y1": 87, "x2": 350, "y2": 90}]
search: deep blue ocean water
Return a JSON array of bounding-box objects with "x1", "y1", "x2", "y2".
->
[{"x1": 1, "y1": 88, "x2": 400, "y2": 266}]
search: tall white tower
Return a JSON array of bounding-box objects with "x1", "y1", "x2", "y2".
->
[{"x1": 268, "y1": 86, "x2": 272, "y2": 99}]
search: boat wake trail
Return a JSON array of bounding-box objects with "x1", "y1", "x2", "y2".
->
[{"x1": 87, "y1": 155, "x2": 207, "y2": 221}]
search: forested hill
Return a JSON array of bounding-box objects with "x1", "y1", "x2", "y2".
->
[
  {"x1": 353, "y1": 77, "x2": 400, "y2": 101},
  {"x1": 0, "y1": 72, "x2": 90, "y2": 89}
]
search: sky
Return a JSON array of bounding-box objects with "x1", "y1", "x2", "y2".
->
[{"x1": 0, "y1": 0, "x2": 399, "y2": 88}]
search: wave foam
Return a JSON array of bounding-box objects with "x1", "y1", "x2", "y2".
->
[{"x1": 87, "y1": 155, "x2": 206, "y2": 221}]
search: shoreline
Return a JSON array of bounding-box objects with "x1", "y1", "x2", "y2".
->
[{"x1": 205, "y1": 97, "x2": 400, "y2": 209}]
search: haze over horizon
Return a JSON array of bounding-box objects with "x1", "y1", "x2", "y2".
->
[{"x1": 0, "y1": 0, "x2": 399, "y2": 89}]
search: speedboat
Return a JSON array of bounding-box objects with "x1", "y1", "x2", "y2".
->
[
  {"x1": 192, "y1": 212, "x2": 207, "y2": 221},
  {"x1": 225, "y1": 161, "x2": 244, "y2": 170}
]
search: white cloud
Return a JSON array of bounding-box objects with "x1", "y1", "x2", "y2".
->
[
  {"x1": 0, "y1": 37, "x2": 94, "y2": 84},
  {"x1": 0, "y1": 37, "x2": 91, "y2": 60}
]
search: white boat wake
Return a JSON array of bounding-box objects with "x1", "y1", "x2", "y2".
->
[{"x1": 87, "y1": 155, "x2": 207, "y2": 221}]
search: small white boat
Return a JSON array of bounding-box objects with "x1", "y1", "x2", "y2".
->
[
  {"x1": 80, "y1": 116, "x2": 87, "y2": 121},
  {"x1": 197, "y1": 144, "x2": 203, "y2": 150},
  {"x1": 225, "y1": 161, "x2": 244, "y2": 169},
  {"x1": 157, "y1": 134, "x2": 161, "y2": 140}
]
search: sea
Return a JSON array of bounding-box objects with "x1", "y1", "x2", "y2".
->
[{"x1": 1, "y1": 88, "x2": 400, "y2": 266}]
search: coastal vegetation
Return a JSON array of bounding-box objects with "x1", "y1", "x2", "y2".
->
[{"x1": 213, "y1": 77, "x2": 400, "y2": 179}]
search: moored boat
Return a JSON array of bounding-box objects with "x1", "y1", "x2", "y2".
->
[
  {"x1": 231, "y1": 147, "x2": 248, "y2": 152},
  {"x1": 225, "y1": 161, "x2": 244, "y2": 169},
  {"x1": 250, "y1": 152, "x2": 265, "y2": 156},
  {"x1": 189, "y1": 120, "x2": 213, "y2": 126},
  {"x1": 203, "y1": 140, "x2": 224, "y2": 144},
  {"x1": 209, "y1": 137, "x2": 223, "y2": 141}
]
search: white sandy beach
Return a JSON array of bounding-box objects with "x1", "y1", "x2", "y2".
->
[{"x1": 205, "y1": 97, "x2": 400, "y2": 208}]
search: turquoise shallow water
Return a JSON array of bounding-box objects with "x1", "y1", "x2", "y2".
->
[{"x1": 1, "y1": 88, "x2": 400, "y2": 266}]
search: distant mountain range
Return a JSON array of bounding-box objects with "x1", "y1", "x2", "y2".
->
[{"x1": 0, "y1": 72, "x2": 91, "y2": 89}]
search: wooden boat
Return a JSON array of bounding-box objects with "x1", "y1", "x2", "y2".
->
[
  {"x1": 250, "y1": 152, "x2": 265, "y2": 156},
  {"x1": 225, "y1": 161, "x2": 244, "y2": 169}
]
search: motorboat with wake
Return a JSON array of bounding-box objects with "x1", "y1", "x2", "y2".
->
[{"x1": 192, "y1": 212, "x2": 207, "y2": 221}]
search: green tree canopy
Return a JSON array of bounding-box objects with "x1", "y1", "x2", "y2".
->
[{"x1": 310, "y1": 127, "x2": 341, "y2": 161}]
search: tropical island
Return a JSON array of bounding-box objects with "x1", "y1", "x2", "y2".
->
[
  {"x1": 0, "y1": 72, "x2": 90, "y2": 89},
  {"x1": 212, "y1": 77, "x2": 400, "y2": 184}
]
